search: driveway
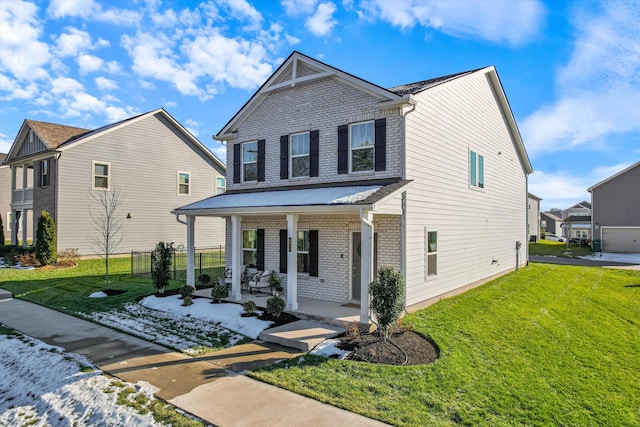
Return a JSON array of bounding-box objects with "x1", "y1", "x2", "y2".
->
[{"x1": 530, "y1": 254, "x2": 640, "y2": 269}]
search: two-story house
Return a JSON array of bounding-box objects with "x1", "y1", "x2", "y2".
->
[
  {"x1": 588, "y1": 161, "x2": 640, "y2": 252},
  {"x1": 175, "y1": 51, "x2": 532, "y2": 323},
  {"x1": 528, "y1": 193, "x2": 542, "y2": 242},
  {"x1": 5, "y1": 109, "x2": 226, "y2": 255},
  {"x1": 562, "y1": 201, "x2": 591, "y2": 240}
]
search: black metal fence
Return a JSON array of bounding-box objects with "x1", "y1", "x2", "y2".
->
[{"x1": 131, "y1": 246, "x2": 226, "y2": 282}]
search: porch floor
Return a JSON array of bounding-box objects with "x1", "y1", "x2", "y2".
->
[{"x1": 193, "y1": 289, "x2": 361, "y2": 328}]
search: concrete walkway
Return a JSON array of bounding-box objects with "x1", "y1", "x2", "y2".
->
[{"x1": 0, "y1": 297, "x2": 387, "y2": 426}]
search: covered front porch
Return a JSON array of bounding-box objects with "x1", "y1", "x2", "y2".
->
[{"x1": 174, "y1": 180, "x2": 409, "y2": 324}]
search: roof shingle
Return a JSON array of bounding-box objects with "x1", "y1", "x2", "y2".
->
[{"x1": 26, "y1": 120, "x2": 90, "y2": 149}]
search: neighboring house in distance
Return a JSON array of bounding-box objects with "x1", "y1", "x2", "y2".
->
[
  {"x1": 175, "y1": 52, "x2": 532, "y2": 323},
  {"x1": 588, "y1": 161, "x2": 640, "y2": 253},
  {"x1": 561, "y1": 201, "x2": 592, "y2": 240},
  {"x1": 5, "y1": 109, "x2": 226, "y2": 255},
  {"x1": 528, "y1": 193, "x2": 541, "y2": 242},
  {"x1": 540, "y1": 211, "x2": 562, "y2": 236}
]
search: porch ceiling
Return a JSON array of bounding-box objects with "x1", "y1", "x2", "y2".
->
[{"x1": 174, "y1": 180, "x2": 411, "y2": 217}]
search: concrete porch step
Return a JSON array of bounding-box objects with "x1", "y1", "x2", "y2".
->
[
  {"x1": 259, "y1": 320, "x2": 345, "y2": 352},
  {"x1": 0, "y1": 289, "x2": 13, "y2": 300}
]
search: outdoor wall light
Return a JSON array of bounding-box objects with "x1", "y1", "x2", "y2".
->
[{"x1": 126, "y1": 213, "x2": 133, "y2": 219}]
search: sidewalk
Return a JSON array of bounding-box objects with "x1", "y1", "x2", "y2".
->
[{"x1": 0, "y1": 297, "x2": 387, "y2": 426}]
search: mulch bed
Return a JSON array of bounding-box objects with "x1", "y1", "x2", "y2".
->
[
  {"x1": 102, "y1": 289, "x2": 127, "y2": 296},
  {"x1": 337, "y1": 328, "x2": 440, "y2": 366}
]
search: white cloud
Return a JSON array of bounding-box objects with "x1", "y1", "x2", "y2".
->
[
  {"x1": 77, "y1": 54, "x2": 104, "y2": 74},
  {"x1": 521, "y1": 1, "x2": 640, "y2": 157},
  {"x1": 184, "y1": 119, "x2": 201, "y2": 137},
  {"x1": 306, "y1": 2, "x2": 338, "y2": 36},
  {"x1": 95, "y1": 76, "x2": 118, "y2": 91},
  {"x1": 47, "y1": 0, "x2": 140, "y2": 26},
  {"x1": 0, "y1": 132, "x2": 13, "y2": 153},
  {"x1": 55, "y1": 27, "x2": 92, "y2": 57},
  {"x1": 51, "y1": 76, "x2": 84, "y2": 95},
  {"x1": 360, "y1": 0, "x2": 544, "y2": 45},
  {"x1": 0, "y1": 74, "x2": 39, "y2": 100},
  {"x1": 282, "y1": 0, "x2": 318, "y2": 15},
  {"x1": 0, "y1": 1, "x2": 50, "y2": 80},
  {"x1": 218, "y1": 0, "x2": 263, "y2": 29}
]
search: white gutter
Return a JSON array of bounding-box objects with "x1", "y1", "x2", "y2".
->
[{"x1": 174, "y1": 213, "x2": 188, "y2": 225}]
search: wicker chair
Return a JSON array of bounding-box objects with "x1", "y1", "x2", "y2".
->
[{"x1": 248, "y1": 270, "x2": 273, "y2": 295}]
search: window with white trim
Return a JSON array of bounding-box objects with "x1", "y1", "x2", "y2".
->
[
  {"x1": 469, "y1": 150, "x2": 484, "y2": 189},
  {"x1": 216, "y1": 176, "x2": 226, "y2": 194},
  {"x1": 242, "y1": 229, "x2": 257, "y2": 267},
  {"x1": 350, "y1": 121, "x2": 374, "y2": 172},
  {"x1": 297, "y1": 230, "x2": 310, "y2": 273},
  {"x1": 541, "y1": 220, "x2": 547, "y2": 228},
  {"x1": 242, "y1": 141, "x2": 258, "y2": 182},
  {"x1": 426, "y1": 230, "x2": 437, "y2": 277},
  {"x1": 290, "y1": 132, "x2": 310, "y2": 178},
  {"x1": 39, "y1": 159, "x2": 50, "y2": 187},
  {"x1": 178, "y1": 172, "x2": 190, "y2": 195},
  {"x1": 93, "y1": 161, "x2": 110, "y2": 190},
  {"x1": 6, "y1": 212, "x2": 11, "y2": 233}
]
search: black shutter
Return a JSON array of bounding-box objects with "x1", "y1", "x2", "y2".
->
[
  {"x1": 279, "y1": 229, "x2": 287, "y2": 273},
  {"x1": 257, "y1": 139, "x2": 265, "y2": 182},
  {"x1": 233, "y1": 143, "x2": 241, "y2": 183},
  {"x1": 309, "y1": 230, "x2": 319, "y2": 277},
  {"x1": 310, "y1": 130, "x2": 319, "y2": 177},
  {"x1": 280, "y1": 135, "x2": 289, "y2": 179},
  {"x1": 374, "y1": 118, "x2": 386, "y2": 171},
  {"x1": 337, "y1": 125, "x2": 348, "y2": 174},
  {"x1": 257, "y1": 229, "x2": 265, "y2": 270}
]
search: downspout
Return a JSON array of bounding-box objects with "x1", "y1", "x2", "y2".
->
[
  {"x1": 400, "y1": 98, "x2": 417, "y2": 312},
  {"x1": 525, "y1": 174, "x2": 529, "y2": 267},
  {"x1": 360, "y1": 208, "x2": 374, "y2": 323},
  {"x1": 174, "y1": 213, "x2": 187, "y2": 225}
]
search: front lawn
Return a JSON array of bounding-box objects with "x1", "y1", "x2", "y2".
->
[
  {"x1": 530, "y1": 239, "x2": 593, "y2": 257},
  {"x1": 251, "y1": 264, "x2": 640, "y2": 426},
  {"x1": 0, "y1": 257, "x2": 177, "y2": 314}
]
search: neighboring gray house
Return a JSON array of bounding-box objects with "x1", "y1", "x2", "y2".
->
[
  {"x1": 175, "y1": 52, "x2": 532, "y2": 323},
  {"x1": 528, "y1": 193, "x2": 541, "y2": 242},
  {"x1": 588, "y1": 161, "x2": 640, "y2": 253},
  {"x1": 540, "y1": 211, "x2": 562, "y2": 236},
  {"x1": 5, "y1": 109, "x2": 226, "y2": 255}
]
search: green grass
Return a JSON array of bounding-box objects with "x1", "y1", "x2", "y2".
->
[
  {"x1": 0, "y1": 257, "x2": 183, "y2": 314},
  {"x1": 530, "y1": 240, "x2": 594, "y2": 257},
  {"x1": 251, "y1": 264, "x2": 640, "y2": 426}
]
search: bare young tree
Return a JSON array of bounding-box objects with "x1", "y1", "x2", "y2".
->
[{"x1": 89, "y1": 186, "x2": 124, "y2": 290}]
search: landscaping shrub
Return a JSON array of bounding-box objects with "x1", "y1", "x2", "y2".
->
[
  {"x1": 242, "y1": 300, "x2": 257, "y2": 315},
  {"x1": 3, "y1": 245, "x2": 35, "y2": 266},
  {"x1": 181, "y1": 296, "x2": 193, "y2": 306},
  {"x1": 151, "y1": 241, "x2": 175, "y2": 294},
  {"x1": 35, "y1": 210, "x2": 57, "y2": 265},
  {"x1": 210, "y1": 283, "x2": 229, "y2": 303},
  {"x1": 0, "y1": 215, "x2": 4, "y2": 244},
  {"x1": 179, "y1": 285, "x2": 194, "y2": 299},
  {"x1": 18, "y1": 252, "x2": 39, "y2": 267},
  {"x1": 0, "y1": 244, "x2": 17, "y2": 257},
  {"x1": 369, "y1": 266, "x2": 404, "y2": 340},
  {"x1": 266, "y1": 296, "x2": 285, "y2": 318},
  {"x1": 57, "y1": 248, "x2": 79, "y2": 267},
  {"x1": 198, "y1": 274, "x2": 211, "y2": 287}
]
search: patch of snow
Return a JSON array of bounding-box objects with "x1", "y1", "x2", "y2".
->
[
  {"x1": 0, "y1": 333, "x2": 163, "y2": 426},
  {"x1": 309, "y1": 338, "x2": 350, "y2": 359},
  {"x1": 140, "y1": 295, "x2": 272, "y2": 339},
  {"x1": 89, "y1": 291, "x2": 108, "y2": 298},
  {"x1": 579, "y1": 252, "x2": 640, "y2": 264}
]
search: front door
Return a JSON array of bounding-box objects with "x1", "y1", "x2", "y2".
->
[{"x1": 351, "y1": 232, "x2": 378, "y2": 301}]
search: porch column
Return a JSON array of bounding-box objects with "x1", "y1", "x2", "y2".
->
[
  {"x1": 186, "y1": 216, "x2": 195, "y2": 287},
  {"x1": 286, "y1": 214, "x2": 298, "y2": 310},
  {"x1": 10, "y1": 209, "x2": 17, "y2": 245},
  {"x1": 231, "y1": 215, "x2": 242, "y2": 302},
  {"x1": 360, "y1": 210, "x2": 374, "y2": 323},
  {"x1": 21, "y1": 163, "x2": 27, "y2": 204},
  {"x1": 21, "y1": 209, "x2": 28, "y2": 247}
]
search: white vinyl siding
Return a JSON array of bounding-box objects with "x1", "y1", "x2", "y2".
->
[
  {"x1": 404, "y1": 71, "x2": 527, "y2": 307},
  {"x1": 92, "y1": 161, "x2": 110, "y2": 190}
]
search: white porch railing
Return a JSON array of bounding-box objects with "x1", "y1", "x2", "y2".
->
[{"x1": 12, "y1": 188, "x2": 33, "y2": 205}]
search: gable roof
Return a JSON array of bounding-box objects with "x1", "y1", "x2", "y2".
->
[
  {"x1": 528, "y1": 193, "x2": 542, "y2": 201},
  {"x1": 6, "y1": 109, "x2": 225, "y2": 170},
  {"x1": 0, "y1": 153, "x2": 7, "y2": 166},
  {"x1": 541, "y1": 211, "x2": 562, "y2": 222},
  {"x1": 566, "y1": 201, "x2": 591, "y2": 210},
  {"x1": 588, "y1": 160, "x2": 640, "y2": 191},
  {"x1": 214, "y1": 50, "x2": 532, "y2": 175}
]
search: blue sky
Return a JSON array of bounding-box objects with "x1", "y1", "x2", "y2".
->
[{"x1": 1, "y1": 0, "x2": 638, "y2": 211}]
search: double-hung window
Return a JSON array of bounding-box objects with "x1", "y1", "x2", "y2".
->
[
  {"x1": 216, "y1": 176, "x2": 226, "y2": 194},
  {"x1": 469, "y1": 150, "x2": 484, "y2": 189},
  {"x1": 290, "y1": 132, "x2": 310, "y2": 178},
  {"x1": 178, "y1": 172, "x2": 190, "y2": 195},
  {"x1": 242, "y1": 229, "x2": 257, "y2": 267},
  {"x1": 39, "y1": 159, "x2": 50, "y2": 187},
  {"x1": 297, "y1": 230, "x2": 310, "y2": 273},
  {"x1": 426, "y1": 230, "x2": 437, "y2": 277},
  {"x1": 350, "y1": 121, "x2": 374, "y2": 172},
  {"x1": 242, "y1": 141, "x2": 258, "y2": 182},
  {"x1": 93, "y1": 161, "x2": 110, "y2": 190}
]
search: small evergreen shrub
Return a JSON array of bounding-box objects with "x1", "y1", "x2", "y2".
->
[
  {"x1": 242, "y1": 300, "x2": 257, "y2": 315},
  {"x1": 0, "y1": 214, "x2": 4, "y2": 244},
  {"x1": 369, "y1": 266, "x2": 404, "y2": 340},
  {"x1": 181, "y1": 296, "x2": 193, "y2": 306},
  {"x1": 151, "y1": 241, "x2": 175, "y2": 294},
  {"x1": 210, "y1": 283, "x2": 229, "y2": 303},
  {"x1": 179, "y1": 285, "x2": 194, "y2": 299},
  {"x1": 266, "y1": 296, "x2": 285, "y2": 318},
  {"x1": 35, "y1": 211, "x2": 57, "y2": 265}
]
